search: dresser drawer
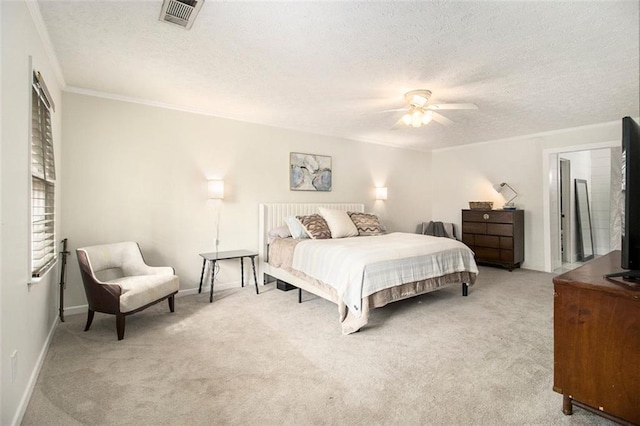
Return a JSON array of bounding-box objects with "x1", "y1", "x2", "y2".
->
[
  {"x1": 462, "y1": 222, "x2": 486, "y2": 234},
  {"x1": 501, "y1": 250, "x2": 514, "y2": 262},
  {"x1": 462, "y1": 210, "x2": 515, "y2": 223},
  {"x1": 500, "y1": 237, "x2": 513, "y2": 249},
  {"x1": 474, "y1": 247, "x2": 501, "y2": 261},
  {"x1": 487, "y1": 223, "x2": 513, "y2": 236},
  {"x1": 462, "y1": 234, "x2": 474, "y2": 246},
  {"x1": 475, "y1": 235, "x2": 500, "y2": 248}
]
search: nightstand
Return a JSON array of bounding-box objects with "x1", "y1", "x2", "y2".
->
[{"x1": 198, "y1": 250, "x2": 259, "y2": 302}]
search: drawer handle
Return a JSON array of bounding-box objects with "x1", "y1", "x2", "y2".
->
[{"x1": 483, "y1": 213, "x2": 490, "y2": 220}]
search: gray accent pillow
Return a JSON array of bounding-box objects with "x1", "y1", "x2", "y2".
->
[
  {"x1": 297, "y1": 214, "x2": 332, "y2": 239},
  {"x1": 347, "y1": 212, "x2": 386, "y2": 236}
]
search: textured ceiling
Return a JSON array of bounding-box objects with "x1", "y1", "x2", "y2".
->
[{"x1": 37, "y1": 0, "x2": 639, "y2": 151}]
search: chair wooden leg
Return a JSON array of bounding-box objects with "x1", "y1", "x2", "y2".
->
[
  {"x1": 84, "y1": 309, "x2": 95, "y2": 331},
  {"x1": 168, "y1": 295, "x2": 175, "y2": 313},
  {"x1": 116, "y1": 314, "x2": 125, "y2": 340}
]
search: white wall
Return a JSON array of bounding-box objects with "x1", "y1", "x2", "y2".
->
[
  {"x1": 61, "y1": 92, "x2": 433, "y2": 310},
  {"x1": 432, "y1": 123, "x2": 623, "y2": 272},
  {"x1": 1, "y1": 1, "x2": 63, "y2": 424},
  {"x1": 590, "y1": 148, "x2": 612, "y2": 256}
]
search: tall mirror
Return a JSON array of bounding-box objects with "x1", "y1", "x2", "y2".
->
[{"x1": 575, "y1": 179, "x2": 594, "y2": 261}]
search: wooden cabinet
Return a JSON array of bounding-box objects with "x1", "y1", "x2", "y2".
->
[
  {"x1": 553, "y1": 251, "x2": 640, "y2": 425},
  {"x1": 461, "y1": 209, "x2": 524, "y2": 270}
]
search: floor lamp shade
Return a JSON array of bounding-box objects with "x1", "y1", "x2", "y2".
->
[{"x1": 208, "y1": 180, "x2": 224, "y2": 199}]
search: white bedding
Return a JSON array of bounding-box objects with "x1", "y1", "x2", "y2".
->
[{"x1": 292, "y1": 232, "x2": 479, "y2": 318}]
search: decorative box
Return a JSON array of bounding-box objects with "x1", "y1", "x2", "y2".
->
[{"x1": 468, "y1": 201, "x2": 493, "y2": 210}]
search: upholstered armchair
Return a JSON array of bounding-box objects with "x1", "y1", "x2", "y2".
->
[{"x1": 76, "y1": 242, "x2": 179, "y2": 340}]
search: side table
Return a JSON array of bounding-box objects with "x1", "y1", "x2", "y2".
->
[{"x1": 198, "y1": 250, "x2": 259, "y2": 302}]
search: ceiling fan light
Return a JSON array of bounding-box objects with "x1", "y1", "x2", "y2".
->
[
  {"x1": 402, "y1": 114, "x2": 412, "y2": 125},
  {"x1": 411, "y1": 111, "x2": 423, "y2": 127},
  {"x1": 422, "y1": 110, "x2": 433, "y2": 124}
]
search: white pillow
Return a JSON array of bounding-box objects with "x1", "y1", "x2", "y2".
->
[
  {"x1": 268, "y1": 225, "x2": 292, "y2": 244},
  {"x1": 284, "y1": 216, "x2": 310, "y2": 239},
  {"x1": 318, "y1": 207, "x2": 359, "y2": 238}
]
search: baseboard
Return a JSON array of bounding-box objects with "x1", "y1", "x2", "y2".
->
[
  {"x1": 64, "y1": 304, "x2": 88, "y2": 316},
  {"x1": 11, "y1": 316, "x2": 59, "y2": 426},
  {"x1": 63, "y1": 280, "x2": 250, "y2": 316}
]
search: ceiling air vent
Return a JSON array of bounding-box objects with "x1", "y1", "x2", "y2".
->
[{"x1": 159, "y1": 0, "x2": 204, "y2": 30}]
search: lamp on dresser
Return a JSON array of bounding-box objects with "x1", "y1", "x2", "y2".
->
[{"x1": 492, "y1": 182, "x2": 518, "y2": 209}]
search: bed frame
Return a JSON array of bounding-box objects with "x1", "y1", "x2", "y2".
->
[
  {"x1": 258, "y1": 203, "x2": 364, "y2": 299},
  {"x1": 258, "y1": 203, "x2": 472, "y2": 330}
]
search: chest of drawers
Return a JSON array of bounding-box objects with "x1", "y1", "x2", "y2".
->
[
  {"x1": 553, "y1": 252, "x2": 640, "y2": 425},
  {"x1": 462, "y1": 209, "x2": 524, "y2": 270}
]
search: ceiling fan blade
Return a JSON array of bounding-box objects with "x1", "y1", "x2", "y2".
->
[
  {"x1": 427, "y1": 103, "x2": 478, "y2": 110},
  {"x1": 431, "y1": 112, "x2": 454, "y2": 126},
  {"x1": 390, "y1": 117, "x2": 406, "y2": 130},
  {"x1": 377, "y1": 108, "x2": 406, "y2": 113}
]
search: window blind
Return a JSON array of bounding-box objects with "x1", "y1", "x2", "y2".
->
[{"x1": 31, "y1": 73, "x2": 56, "y2": 278}]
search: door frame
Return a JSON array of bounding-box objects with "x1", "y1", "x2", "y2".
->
[
  {"x1": 542, "y1": 140, "x2": 618, "y2": 272},
  {"x1": 559, "y1": 158, "x2": 571, "y2": 263}
]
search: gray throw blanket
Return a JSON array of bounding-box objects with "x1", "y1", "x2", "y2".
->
[{"x1": 424, "y1": 221, "x2": 450, "y2": 238}]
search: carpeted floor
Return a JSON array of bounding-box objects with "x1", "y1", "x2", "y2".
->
[{"x1": 22, "y1": 266, "x2": 615, "y2": 425}]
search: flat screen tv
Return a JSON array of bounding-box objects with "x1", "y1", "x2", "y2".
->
[{"x1": 606, "y1": 116, "x2": 640, "y2": 282}]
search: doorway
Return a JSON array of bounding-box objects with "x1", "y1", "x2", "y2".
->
[{"x1": 548, "y1": 146, "x2": 620, "y2": 273}]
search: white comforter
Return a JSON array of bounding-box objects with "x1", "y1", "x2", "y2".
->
[{"x1": 291, "y1": 232, "x2": 479, "y2": 318}]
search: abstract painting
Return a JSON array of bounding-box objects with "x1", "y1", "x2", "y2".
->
[{"x1": 290, "y1": 152, "x2": 332, "y2": 191}]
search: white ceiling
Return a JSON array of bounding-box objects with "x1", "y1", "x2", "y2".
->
[{"x1": 37, "y1": 0, "x2": 639, "y2": 151}]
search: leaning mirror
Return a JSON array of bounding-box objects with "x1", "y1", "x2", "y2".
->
[{"x1": 575, "y1": 179, "x2": 594, "y2": 261}]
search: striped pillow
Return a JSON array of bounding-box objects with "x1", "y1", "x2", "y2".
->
[
  {"x1": 297, "y1": 214, "x2": 332, "y2": 239},
  {"x1": 347, "y1": 212, "x2": 386, "y2": 236}
]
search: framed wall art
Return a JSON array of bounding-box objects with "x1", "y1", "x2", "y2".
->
[{"x1": 290, "y1": 152, "x2": 332, "y2": 191}]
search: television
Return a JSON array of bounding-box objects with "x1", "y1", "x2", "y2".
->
[{"x1": 606, "y1": 116, "x2": 640, "y2": 282}]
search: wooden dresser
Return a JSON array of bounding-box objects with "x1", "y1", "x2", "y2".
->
[
  {"x1": 461, "y1": 209, "x2": 524, "y2": 270},
  {"x1": 553, "y1": 251, "x2": 640, "y2": 425}
]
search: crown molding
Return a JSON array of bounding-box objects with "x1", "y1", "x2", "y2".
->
[
  {"x1": 25, "y1": 0, "x2": 66, "y2": 89},
  {"x1": 432, "y1": 120, "x2": 626, "y2": 153}
]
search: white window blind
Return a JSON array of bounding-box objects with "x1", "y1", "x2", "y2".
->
[{"x1": 31, "y1": 71, "x2": 56, "y2": 278}]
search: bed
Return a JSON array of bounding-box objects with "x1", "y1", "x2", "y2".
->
[{"x1": 258, "y1": 203, "x2": 478, "y2": 334}]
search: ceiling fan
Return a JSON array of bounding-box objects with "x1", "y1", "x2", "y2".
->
[{"x1": 390, "y1": 89, "x2": 478, "y2": 128}]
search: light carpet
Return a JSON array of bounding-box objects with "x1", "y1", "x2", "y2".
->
[{"x1": 22, "y1": 266, "x2": 615, "y2": 425}]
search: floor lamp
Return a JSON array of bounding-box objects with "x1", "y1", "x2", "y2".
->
[{"x1": 207, "y1": 179, "x2": 224, "y2": 250}]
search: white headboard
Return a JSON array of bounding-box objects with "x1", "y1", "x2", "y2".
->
[{"x1": 258, "y1": 203, "x2": 364, "y2": 264}]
